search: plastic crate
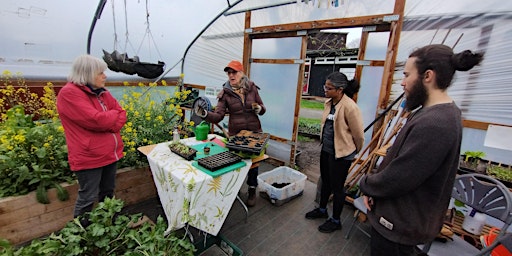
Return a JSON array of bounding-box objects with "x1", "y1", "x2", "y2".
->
[
  {"x1": 194, "y1": 234, "x2": 243, "y2": 256},
  {"x1": 257, "y1": 166, "x2": 307, "y2": 206}
]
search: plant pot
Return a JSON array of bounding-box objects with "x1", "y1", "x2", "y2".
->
[{"x1": 459, "y1": 155, "x2": 487, "y2": 174}]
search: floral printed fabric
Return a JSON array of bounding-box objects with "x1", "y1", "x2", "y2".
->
[{"x1": 146, "y1": 137, "x2": 251, "y2": 235}]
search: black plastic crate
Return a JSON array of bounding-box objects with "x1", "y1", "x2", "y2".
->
[{"x1": 194, "y1": 234, "x2": 243, "y2": 256}]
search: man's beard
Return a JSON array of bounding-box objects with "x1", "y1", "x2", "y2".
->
[{"x1": 404, "y1": 77, "x2": 428, "y2": 111}]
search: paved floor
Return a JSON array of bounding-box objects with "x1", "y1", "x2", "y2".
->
[{"x1": 123, "y1": 161, "x2": 372, "y2": 256}]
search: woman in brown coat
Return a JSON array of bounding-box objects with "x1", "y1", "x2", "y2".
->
[{"x1": 195, "y1": 60, "x2": 266, "y2": 206}]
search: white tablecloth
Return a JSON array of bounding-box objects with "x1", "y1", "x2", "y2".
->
[{"x1": 145, "y1": 136, "x2": 251, "y2": 235}]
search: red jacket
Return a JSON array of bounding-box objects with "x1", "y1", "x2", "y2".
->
[{"x1": 57, "y1": 82, "x2": 126, "y2": 171}]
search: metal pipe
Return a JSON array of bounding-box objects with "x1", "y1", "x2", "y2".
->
[
  {"x1": 179, "y1": 0, "x2": 244, "y2": 75},
  {"x1": 223, "y1": 0, "x2": 296, "y2": 16},
  {"x1": 87, "y1": 0, "x2": 108, "y2": 54},
  {"x1": 364, "y1": 92, "x2": 404, "y2": 133}
]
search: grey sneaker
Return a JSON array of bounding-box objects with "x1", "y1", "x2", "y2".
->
[
  {"x1": 305, "y1": 208, "x2": 329, "y2": 219},
  {"x1": 318, "y1": 218, "x2": 342, "y2": 233}
]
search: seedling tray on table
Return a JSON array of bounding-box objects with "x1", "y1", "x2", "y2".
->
[
  {"x1": 190, "y1": 143, "x2": 246, "y2": 177},
  {"x1": 226, "y1": 130, "x2": 270, "y2": 154},
  {"x1": 169, "y1": 142, "x2": 197, "y2": 160}
]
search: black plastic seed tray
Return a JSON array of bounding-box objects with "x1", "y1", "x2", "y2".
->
[
  {"x1": 197, "y1": 151, "x2": 242, "y2": 171},
  {"x1": 226, "y1": 130, "x2": 270, "y2": 154},
  {"x1": 169, "y1": 143, "x2": 197, "y2": 161}
]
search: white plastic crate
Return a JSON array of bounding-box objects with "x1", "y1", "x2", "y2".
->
[{"x1": 257, "y1": 166, "x2": 307, "y2": 206}]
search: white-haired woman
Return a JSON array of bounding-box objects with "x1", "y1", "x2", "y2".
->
[{"x1": 57, "y1": 54, "x2": 127, "y2": 226}]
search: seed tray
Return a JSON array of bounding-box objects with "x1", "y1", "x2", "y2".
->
[
  {"x1": 169, "y1": 143, "x2": 197, "y2": 161},
  {"x1": 197, "y1": 151, "x2": 242, "y2": 171},
  {"x1": 226, "y1": 130, "x2": 270, "y2": 154}
]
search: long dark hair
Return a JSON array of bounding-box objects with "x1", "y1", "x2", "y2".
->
[
  {"x1": 409, "y1": 44, "x2": 484, "y2": 89},
  {"x1": 326, "y1": 71, "x2": 360, "y2": 99}
]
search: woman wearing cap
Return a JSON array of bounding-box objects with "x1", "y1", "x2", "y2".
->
[
  {"x1": 194, "y1": 60, "x2": 266, "y2": 207},
  {"x1": 304, "y1": 71, "x2": 364, "y2": 233}
]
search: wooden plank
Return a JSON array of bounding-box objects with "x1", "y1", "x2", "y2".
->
[
  {"x1": 250, "y1": 14, "x2": 397, "y2": 35},
  {"x1": 115, "y1": 182, "x2": 157, "y2": 205},
  {"x1": 1, "y1": 205, "x2": 74, "y2": 245}
]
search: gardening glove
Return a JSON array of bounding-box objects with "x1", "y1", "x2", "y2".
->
[
  {"x1": 252, "y1": 104, "x2": 262, "y2": 115},
  {"x1": 194, "y1": 105, "x2": 207, "y2": 118}
]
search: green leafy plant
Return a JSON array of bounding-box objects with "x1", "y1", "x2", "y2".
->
[
  {"x1": 461, "y1": 150, "x2": 486, "y2": 170},
  {"x1": 0, "y1": 71, "x2": 199, "y2": 203},
  {"x1": 0, "y1": 72, "x2": 73, "y2": 202},
  {"x1": 463, "y1": 150, "x2": 486, "y2": 162},
  {"x1": 169, "y1": 141, "x2": 193, "y2": 154},
  {"x1": 118, "y1": 77, "x2": 196, "y2": 168},
  {"x1": 486, "y1": 165, "x2": 512, "y2": 183},
  {"x1": 0, "y1": 197, "x2": 196, "y2": 256},
  {"x1": 298, "y1": 117, "x2": 321, "y2": 135}
]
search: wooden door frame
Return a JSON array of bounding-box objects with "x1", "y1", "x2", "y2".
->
[{"x1": 240, "y1": 0, "x2": 406, "y2": 164}]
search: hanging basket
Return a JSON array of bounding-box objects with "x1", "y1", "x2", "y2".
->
[
  {"x1": 102, "y1": 49, "x2": 139, "y2": 75},
  {"x1": 102, "y1": 49, "x2": 164, "y2": 79},
  {"x1": 134, "y1": 61, "x2": 165, "y2": 79}
]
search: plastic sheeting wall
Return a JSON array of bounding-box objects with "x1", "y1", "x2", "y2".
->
[{"x1": 184, "y1": 0, "x2": 512, "y2": 164}]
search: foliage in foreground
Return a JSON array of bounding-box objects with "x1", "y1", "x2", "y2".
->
[{"x1": 0, "y1": 197, "x2": 196, "y2": 256}]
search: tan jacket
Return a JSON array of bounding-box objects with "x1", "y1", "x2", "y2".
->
[{"x1": 321, "y1": 96, "x2": 364, "y2": 158}]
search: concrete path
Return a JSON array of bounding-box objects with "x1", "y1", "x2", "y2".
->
[{"x1": 299, "y1": 107, "x2": 323, "y2": 119}]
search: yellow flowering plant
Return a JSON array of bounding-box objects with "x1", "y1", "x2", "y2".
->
[
  {"x1": 0, "y1": 70, "x2": 197, "y2": 202},
  {"x1": 0, "y1": 71, "x2": 72, "y2": 202},
  {"x1": 118, "y1": 75, "x2": 196, "y2": 167}
]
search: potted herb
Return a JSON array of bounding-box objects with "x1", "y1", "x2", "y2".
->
[{"x1": 460, "y1": 151, "x2": 487, "y2": 174}]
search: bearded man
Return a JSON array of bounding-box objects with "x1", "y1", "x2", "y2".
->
[{"x1": 358, "y1": 44, "x2": 484, "y2": 256}]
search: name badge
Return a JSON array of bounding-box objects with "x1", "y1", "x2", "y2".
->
[{"x1": 379, "y1": 217, "x2": 394, "y2": 230}]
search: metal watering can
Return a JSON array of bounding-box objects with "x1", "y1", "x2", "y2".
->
[{"x1": 195, "y1": 121, "x2": 209, "y2": 141}]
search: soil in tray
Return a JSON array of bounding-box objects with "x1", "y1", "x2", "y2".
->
[
  {"x1": 271, "y1": 182, "x2": 290, "y2": 188},
  {"x1": 226, "y1": 130, "x2": 269, "y2": 154}
]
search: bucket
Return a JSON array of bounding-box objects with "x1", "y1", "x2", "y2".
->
[
  {"x1": 462, "y1": 209, "x2": 486, "y2": 235},
  {"x1": 483, "y1": 227, "x2": 511, "y2": 256},
  {"x1": 195, "y1": 121, "x2": 209, "y2": 141}
]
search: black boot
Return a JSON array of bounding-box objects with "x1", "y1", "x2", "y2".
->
[{"x1": 247, "y1": 186, "x2": 257, "y2": 207}]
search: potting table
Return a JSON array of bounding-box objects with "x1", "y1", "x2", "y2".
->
[{"x1": 139, "y1": 134, "x2": 267, "y2": 236}]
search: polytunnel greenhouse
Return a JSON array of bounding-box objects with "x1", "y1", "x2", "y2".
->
[{"x1": 1, "y1": 0, "x2": 511, "y2": 255}]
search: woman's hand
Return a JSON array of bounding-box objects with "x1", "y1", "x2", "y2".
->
[{"x1": 252, "y1": 103, "x2": 262, "y2": 114}]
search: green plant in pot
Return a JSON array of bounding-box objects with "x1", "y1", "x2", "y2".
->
[{"x1": 461, "y1": 151, "x2": 486, "y2": 172}]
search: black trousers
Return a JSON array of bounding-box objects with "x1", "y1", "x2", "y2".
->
[
  {"x1": 370, "y1": 227, "x2": 419, "y2": 256},
  {"x1": 318, "y1": 150, "x2": 351, "y2": 219}
]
